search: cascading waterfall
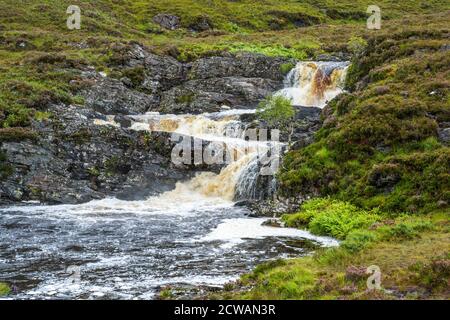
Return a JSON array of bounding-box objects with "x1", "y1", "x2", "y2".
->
[
  {"x1": 101, "y1": 61, "x2": 349, "y2": 203},
  {"x1": 0, "y1": 61, "x2": 346, "y2": 299},
  {"x1": 278, "y1": 61, "x2": 349, "y2": 107},
  {"x1": 234, "y1": 61, "x2": 349, "y2": 200}
]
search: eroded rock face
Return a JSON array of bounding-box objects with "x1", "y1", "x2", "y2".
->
[
  {"x1": 0, "y1": 105, "x2": 197, "y2": 204},
  {"x1": 0, "y1": 45, "x2": 322, "y2": 205},
  {"x1": 96, "y1": 44, "x2": 293, "y2": 115},
  {"x1": 152, "y1": 14, "x2": 181, "y2": 30},
  {"x1": 82, "y1": 77, "x2": 157, "y2": 114}
]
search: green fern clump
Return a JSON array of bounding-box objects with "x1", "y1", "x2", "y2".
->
[{"x1": 283, "y1": 198, "x2": 381, "y2": 240}]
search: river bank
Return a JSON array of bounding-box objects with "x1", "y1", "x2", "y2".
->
[{"x1": 207, "y1": 199, "x2": 449, "y2": 300}]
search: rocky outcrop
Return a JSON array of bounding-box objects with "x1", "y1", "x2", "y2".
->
[
  {"x1": 82, "y1": 76, "x2": 157, "y2": 114},
  {"x1": 0, "y1": 44, "x2": 320, "y2": 205},
  {"x1": 159, "y1": 77, "x2": 281, "y2": 114},
  {"x1": 0, "y1": 104, "x2": 210, "y2": 204},
  {"x1": 152, "y1": 14, "x2": 181, "y2": 30},
  {"x1": 102, "y1": 44, "x2": 293, "y2": 115}
]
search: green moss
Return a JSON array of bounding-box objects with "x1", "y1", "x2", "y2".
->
[
  {"x1": 175, "y1": 92, "x2": 195, "y2": 104},
  {"x1": 0, "y1": 283, "x2": 11, "y2": 296},
  {"x1": 280, "y1": 62, "x2": 295, "y2": 75},
  {"x1": 282, "y1": 198, "x2": 381, "y2": 240}
]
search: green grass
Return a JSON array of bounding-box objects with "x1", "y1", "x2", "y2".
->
[
  {"x1": 213, "y1": 198, "x2": 449, "y2": 300},
  {"x1": 0, "y1": 283, "x2": 11, "y2": 296},
  {"x1": 278, "y1": 18, "x2": 450, "y2": 213},
  {"x1": 283, "y1": 198, "x2": 382, "y2": 239}
]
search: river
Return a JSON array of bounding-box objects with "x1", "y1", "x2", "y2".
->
[{"x1": 0, "y1": 61, "x2": 347, "y2": 299}]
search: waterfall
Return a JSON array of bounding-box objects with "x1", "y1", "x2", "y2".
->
[
  {"x1": 233, "y1": 61, "x2": 349, "y2": 200},
  {"x1": 96, "y1": 62, "x2": 348, "y2": 203},
  {"x1": 278, "y1": 61, "x2": 349, "y2": 108}
]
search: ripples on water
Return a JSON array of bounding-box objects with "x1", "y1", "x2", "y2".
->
[
  {"x1": 0, "y1": 61, "x2": 346, "y2": 300},
  {"x1": 0, "y1": 200, "x2": 337, "y2": 299}
]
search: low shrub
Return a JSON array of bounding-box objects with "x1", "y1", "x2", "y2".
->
[
  {"x1": 283, "y1": 198, "x2": 382, "y2": 240},
  {"x1": 0, "y1": 283, "x2": 10, "y2": 296}
]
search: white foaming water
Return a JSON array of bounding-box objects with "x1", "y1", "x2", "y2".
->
[
  {"x1": 198, "y1": 218, "x2": 339, "y2": 249},
  {"x1": 278, "y1": 61, "x2": 349, "y2": 108}
]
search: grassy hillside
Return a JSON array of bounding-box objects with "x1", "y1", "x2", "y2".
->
[
  {"x1": 212, "y1": 198, "x2": 449, "y2": 300},
  {"x1": 278, "y1": 17, "x2": 450, "y2": 213}
]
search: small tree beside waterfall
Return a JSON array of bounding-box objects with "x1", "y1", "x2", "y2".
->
[{"x1": 256, "y1": 95, "x2": 295, "y2": 144}]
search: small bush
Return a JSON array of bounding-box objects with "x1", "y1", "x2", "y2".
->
[
  {"x1": 378, "y1": 216, "x2": 434, "y2": 240},
  {"x1": 283, "y1": 198, "x2": 382, "y2": 240},
  {"x1": 341, "y1": 229, "x2": 377, "y2": 253},
  {"x1": 0, "y1": 282, "x2": 10, "y2": 296}
]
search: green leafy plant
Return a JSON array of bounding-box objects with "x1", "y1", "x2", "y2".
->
[{"x1": 257, "y1": 95, "x2": 295, "y2": 143}]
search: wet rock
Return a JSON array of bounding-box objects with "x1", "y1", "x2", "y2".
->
[
  {"x1": 244, "y1": 198, "x2": 298, "y2": 217},
  {"x1": 82, "y1": 77, "x2": 157, "y2": 114},
  {"x1": 159, "y1": 77, "x2": 280, "y2": 114},
  {"x1": 152, "y1": 14, "x2": 181, "y2": 30},
  {"x1": 261, "y1": 219, "x2": 283, "y2": 228},
  {"x1": 113, "y1": 115, "x2": 132, "y2": 128},
  {"x1": 234, "y1": 200, "x2": 253, "y2": 207}
]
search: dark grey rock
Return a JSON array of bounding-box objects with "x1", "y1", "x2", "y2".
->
[
  {"x1": 82, "y1": 77, "x2": 157, "y2": 115},
  {"x1": 159, "y1": 77, "x2": 281, "y2": 114},
  {"x1": 152, "y1": 14, "x2": 181, "y2": 30},
  {"x1": 189, "y1": 53, "x2": 294, "y2": 81}
]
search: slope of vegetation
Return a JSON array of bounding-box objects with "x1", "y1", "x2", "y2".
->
[
  {"x1": 1, "y1": 1, "x2": 448, "y2": 136},
  {"x1": 278, "y1": 17, "x2": 450, "y2": 214},
  {"x1": 213, "y1": 198, "x2": 449, "y2": 300}
]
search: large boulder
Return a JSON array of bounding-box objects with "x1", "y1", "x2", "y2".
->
[
  {"x1": 82, "y1": 77, "x2": 157, "y2": 115},
  {"x1": 152, "y1": 14, "x2": 181, "y2": 30},
  {"x1": 159, "y1": 77, "x2": 281, "y2": 114},
  {"x1": 189, "y1": 52, "x2": 294, "y2": 81},
  {"x1": 0, "y1": 105, "x2": 194, "y2": 204}
]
